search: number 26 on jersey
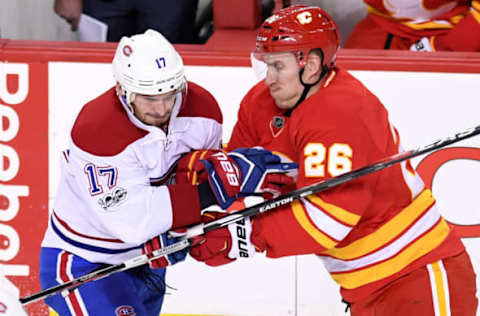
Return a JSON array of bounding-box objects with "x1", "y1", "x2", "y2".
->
[{"x1": 304, "y1": 143, "x2": 352, "y2": 178}]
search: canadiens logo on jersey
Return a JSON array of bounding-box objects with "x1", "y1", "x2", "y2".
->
[{"x1": 115, "y1": 305, "x2": 136, "y2": 315}]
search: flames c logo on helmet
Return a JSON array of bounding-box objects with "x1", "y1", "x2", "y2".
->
[{"x1": 296, "y1": 11, "x2": 312, "y2": 24}]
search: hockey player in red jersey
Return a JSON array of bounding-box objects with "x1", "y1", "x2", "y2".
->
[
  {"x1": 189, "y1": 6, "x2": 478, "y2": 315},
  {"x1": 38, "y1": 29, "x2": 295, "y2": 315},
  {"x1": 345, "y1": 0, "x2": 480, "y2": 51}
]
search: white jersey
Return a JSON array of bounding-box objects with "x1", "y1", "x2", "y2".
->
[{"x1": 42, "y1": 82, "x2": 223, "y2": 264}]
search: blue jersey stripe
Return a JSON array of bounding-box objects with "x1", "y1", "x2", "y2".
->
[{"x1": 51, "y1": 217, "x2": 141, "y2": 254}]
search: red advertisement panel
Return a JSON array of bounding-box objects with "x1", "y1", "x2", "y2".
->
[{"x1": 1, "y1": 62, "x2": 49, "y2": 315}]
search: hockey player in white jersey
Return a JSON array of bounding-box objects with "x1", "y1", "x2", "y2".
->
[{"x1": 38, "y1": 29, "x2": 297, "y2": 315}]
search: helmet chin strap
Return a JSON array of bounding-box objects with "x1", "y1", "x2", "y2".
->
[{"x1": 284, "y1": 65, "x2": 329, "y2": 117}]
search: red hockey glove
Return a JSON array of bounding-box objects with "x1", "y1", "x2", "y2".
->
[
  {"x1": 174, "y1": 149, "x2": 219, "y2": 185},
  {"x1": 259, "y1": 172, "x2": 297, "y2": 199},
  {"x1": 142, "y1": 233, "x2": 188, "y2": 269},
  {"x1": 189, "y1": 198, "x2": 262, "y2": 266}
]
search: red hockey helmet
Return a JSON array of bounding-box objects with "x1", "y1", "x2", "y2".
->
[{"x1": 253, "y1": 5, "x2": 340, "y2": 71}]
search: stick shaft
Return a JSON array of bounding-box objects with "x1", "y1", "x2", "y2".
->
[{"x1": 20, "y1": 239, "x2": 190, "y2": 305}]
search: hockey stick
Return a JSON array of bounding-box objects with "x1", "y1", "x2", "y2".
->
[
  {"x1": 19, "y1": 239, "x2": 191, "y2": 305},
  {"x1": 187, "y1": 124, "x2": 480, "y2": 236},
  {"x1": 20, "y1": 124, "x2": 480, "y2": 306}
]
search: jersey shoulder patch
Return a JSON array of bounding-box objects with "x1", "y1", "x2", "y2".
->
[
  {"x1": 178, "y1": 81, "x2": 223, "y2": 124},
  {"x1": 71, "y1": 88, "x2": 148, "y2": 156}
]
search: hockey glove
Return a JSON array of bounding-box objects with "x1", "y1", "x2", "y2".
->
[
  {"x1": 189, "y1": 198, "x2": 261, "y2": 266},
  {"x1": 174, "y1": 149, "x2": 217, "y2": 185},
  {"x1": 197, "y1": 150, "x2": 242, "y2": 209},
  {"x1": 228, "y1": 147, "x2": 297, "y2": 199},
  {"x1": 142, "y1": 233, "x2": 188, "y2": 269},
  {"x1": 200, "y1": 148, "x2": 297, "y2": 209}
]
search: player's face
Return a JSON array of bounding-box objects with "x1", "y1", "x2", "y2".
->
[
  {"x1": 132, "y1": 91, "x2": 177, "y2": 127},
  {"x1": 263, "y1": 52, "x2": 302, "y2": 109}
]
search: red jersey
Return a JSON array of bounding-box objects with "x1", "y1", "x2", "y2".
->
[
  {"x1": 227, "y1": 68, "x2": 465, "y2": 302},
  {"x1": 364, "y1": 0, "x2": 479, "y2": 39}
]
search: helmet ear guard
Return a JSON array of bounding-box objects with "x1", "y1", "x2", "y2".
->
[{"x1": 112, "y1": 29, "x2": 187, "y2": 107}]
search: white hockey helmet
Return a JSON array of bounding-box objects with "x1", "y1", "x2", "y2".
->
[{"x1": 112, "y1": 29, "x2": 186, "y2": 106}]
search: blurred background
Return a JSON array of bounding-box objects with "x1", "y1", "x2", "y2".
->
[{"x1": 0, "y1": 0, "x2": 367, "y2": 46}]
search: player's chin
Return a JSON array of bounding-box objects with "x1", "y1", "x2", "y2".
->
[
  {"x1": 272, "y1": 96, "x2": 291, "y2": 109},
  {"x1": 143, "y1": 117, "x2": 168, "y2": 127},
  {"x1": 270, "y1": 91, "x2": 283, "y2": 102}
]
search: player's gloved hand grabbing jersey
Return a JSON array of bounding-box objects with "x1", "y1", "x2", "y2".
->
[
  {"x1": 198, "y1": 148, "x2": 298, "y2": 209},
  {"x1": 189, "y1": 198, "x2": 264, "y2": 266},
  {"x1": 142, "y1": 233, "x2": 188, "y2": 269},
  {"x1": 174, "y1": 149, "x2": 216, "y2": 185}
]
